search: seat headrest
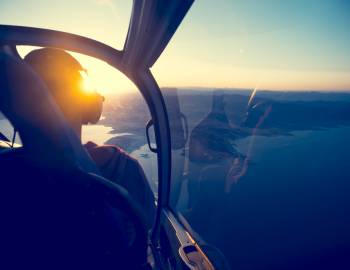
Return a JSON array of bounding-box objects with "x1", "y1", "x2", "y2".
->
[{"x1": 0, "y1": 51, "x2": 99, "y2": 173}]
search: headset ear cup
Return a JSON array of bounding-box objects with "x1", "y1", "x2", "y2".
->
[{"x1": 82, "y1": 93, "x2": 104, "y2": 124}]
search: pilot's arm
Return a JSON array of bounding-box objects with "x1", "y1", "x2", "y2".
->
[{"x1": 85, "y1": 141, "x2": 156, "y2": 229}]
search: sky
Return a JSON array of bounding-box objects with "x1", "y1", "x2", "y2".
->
[{"x1": 1, "y1": 0, "x2": 350, "y2": 93}]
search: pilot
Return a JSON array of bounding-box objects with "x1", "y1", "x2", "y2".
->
[{"x1": 24, "y1": 48, "x2": 155, "y2": 229}]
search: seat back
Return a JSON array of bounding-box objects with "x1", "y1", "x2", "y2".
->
[{"x1": 0, "y1": 50, "x2": 99, "y2": 172}]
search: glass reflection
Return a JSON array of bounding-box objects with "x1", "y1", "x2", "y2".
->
[{"x1": 165, "y1": 88, "x2": 350, "y2": 270}]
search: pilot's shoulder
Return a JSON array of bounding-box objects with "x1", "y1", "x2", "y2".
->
[{"x1": 84, "y1": 141, "x2": 137, "y2": 165}]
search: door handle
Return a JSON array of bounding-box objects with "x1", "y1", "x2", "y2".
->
[{"x1": 179, "y1": 244, "x2": 215, "y2": 270}]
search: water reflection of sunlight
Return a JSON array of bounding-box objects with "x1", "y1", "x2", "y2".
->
[
  {"x1": 82, "y1": 124, "x2": 115, "y2": 145},
  {"x1": 130, "y1": 144, "x2": 158, "y2": 197}
]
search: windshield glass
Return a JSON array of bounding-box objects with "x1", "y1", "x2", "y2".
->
[
  {"x1": 1, "y1": 45, "x2": 158, "y2": 227},
  {"x1": 0, "y1": 0, "x2": 132, "y2": 49},
  {"x1": 0, "y1": 112, "x2": 22, "y2": 148},
  {"x1": 153, "y1": 1, "x2": 350, "y2": 269},
  {"x1": 67, "y1": 52, "x2": 159, "y2": 196}
]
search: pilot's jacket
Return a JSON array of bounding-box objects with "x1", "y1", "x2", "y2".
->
[{"x1": 85, "y1": 141, "x2": 156, "y2": 230}]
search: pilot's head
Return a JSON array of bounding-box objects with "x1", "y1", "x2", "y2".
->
[{"x1": 24, "y1": 48, "x2": 104, "y2": 131}]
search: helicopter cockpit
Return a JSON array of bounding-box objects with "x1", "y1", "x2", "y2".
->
[
  {"x1": 0, "y1": 1, "x2": 207, "y2": 269},
  {"x1": 1, "y1": 1, "x2": 350, "y2": 270}
]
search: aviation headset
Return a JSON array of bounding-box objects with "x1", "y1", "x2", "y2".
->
[{"x1": 24, "y1": 48, "x2": 104, "y2": 125}]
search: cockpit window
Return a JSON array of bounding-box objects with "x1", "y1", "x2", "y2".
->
[
  {"x1": 153, "y1": 1, "x2": 350, "y2": 269},
  {"x1": 59, "y1": 50, "x2": 158, "y2": 197},
  {"x1": 0, "y1": 112, "x2": 22, "y2": 148},
  {"x1": 12, "y1": 46, "x2": 158, "y2": 214},
  {"x1": 0, "y1": 0, "x2": 132, "y2": 50}
]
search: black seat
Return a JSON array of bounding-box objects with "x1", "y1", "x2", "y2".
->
[{"x1": 0, "y1": 51, "x2": 148, "y2": 269}]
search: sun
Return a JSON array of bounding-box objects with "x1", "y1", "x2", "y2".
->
[
  {"x1": 79, "y1": 70, "x2": 96, "y2": 94},
  {"x1": 73, "y1": 53, "x2": 139, "y2": 96},
  {"x1": 18, "y1": 46, "x2": 139, "y2": 96}
]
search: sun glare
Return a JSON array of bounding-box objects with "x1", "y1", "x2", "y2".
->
[
  {"x1": 79, "y1": 70, "x2": 96, "y2": 94},
  {"x1": 73, "y1": 53, "x2": 138, "y2": 96},
  {"x1": 18, "y1": 46, "x2": 138, "y2": 96}
]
